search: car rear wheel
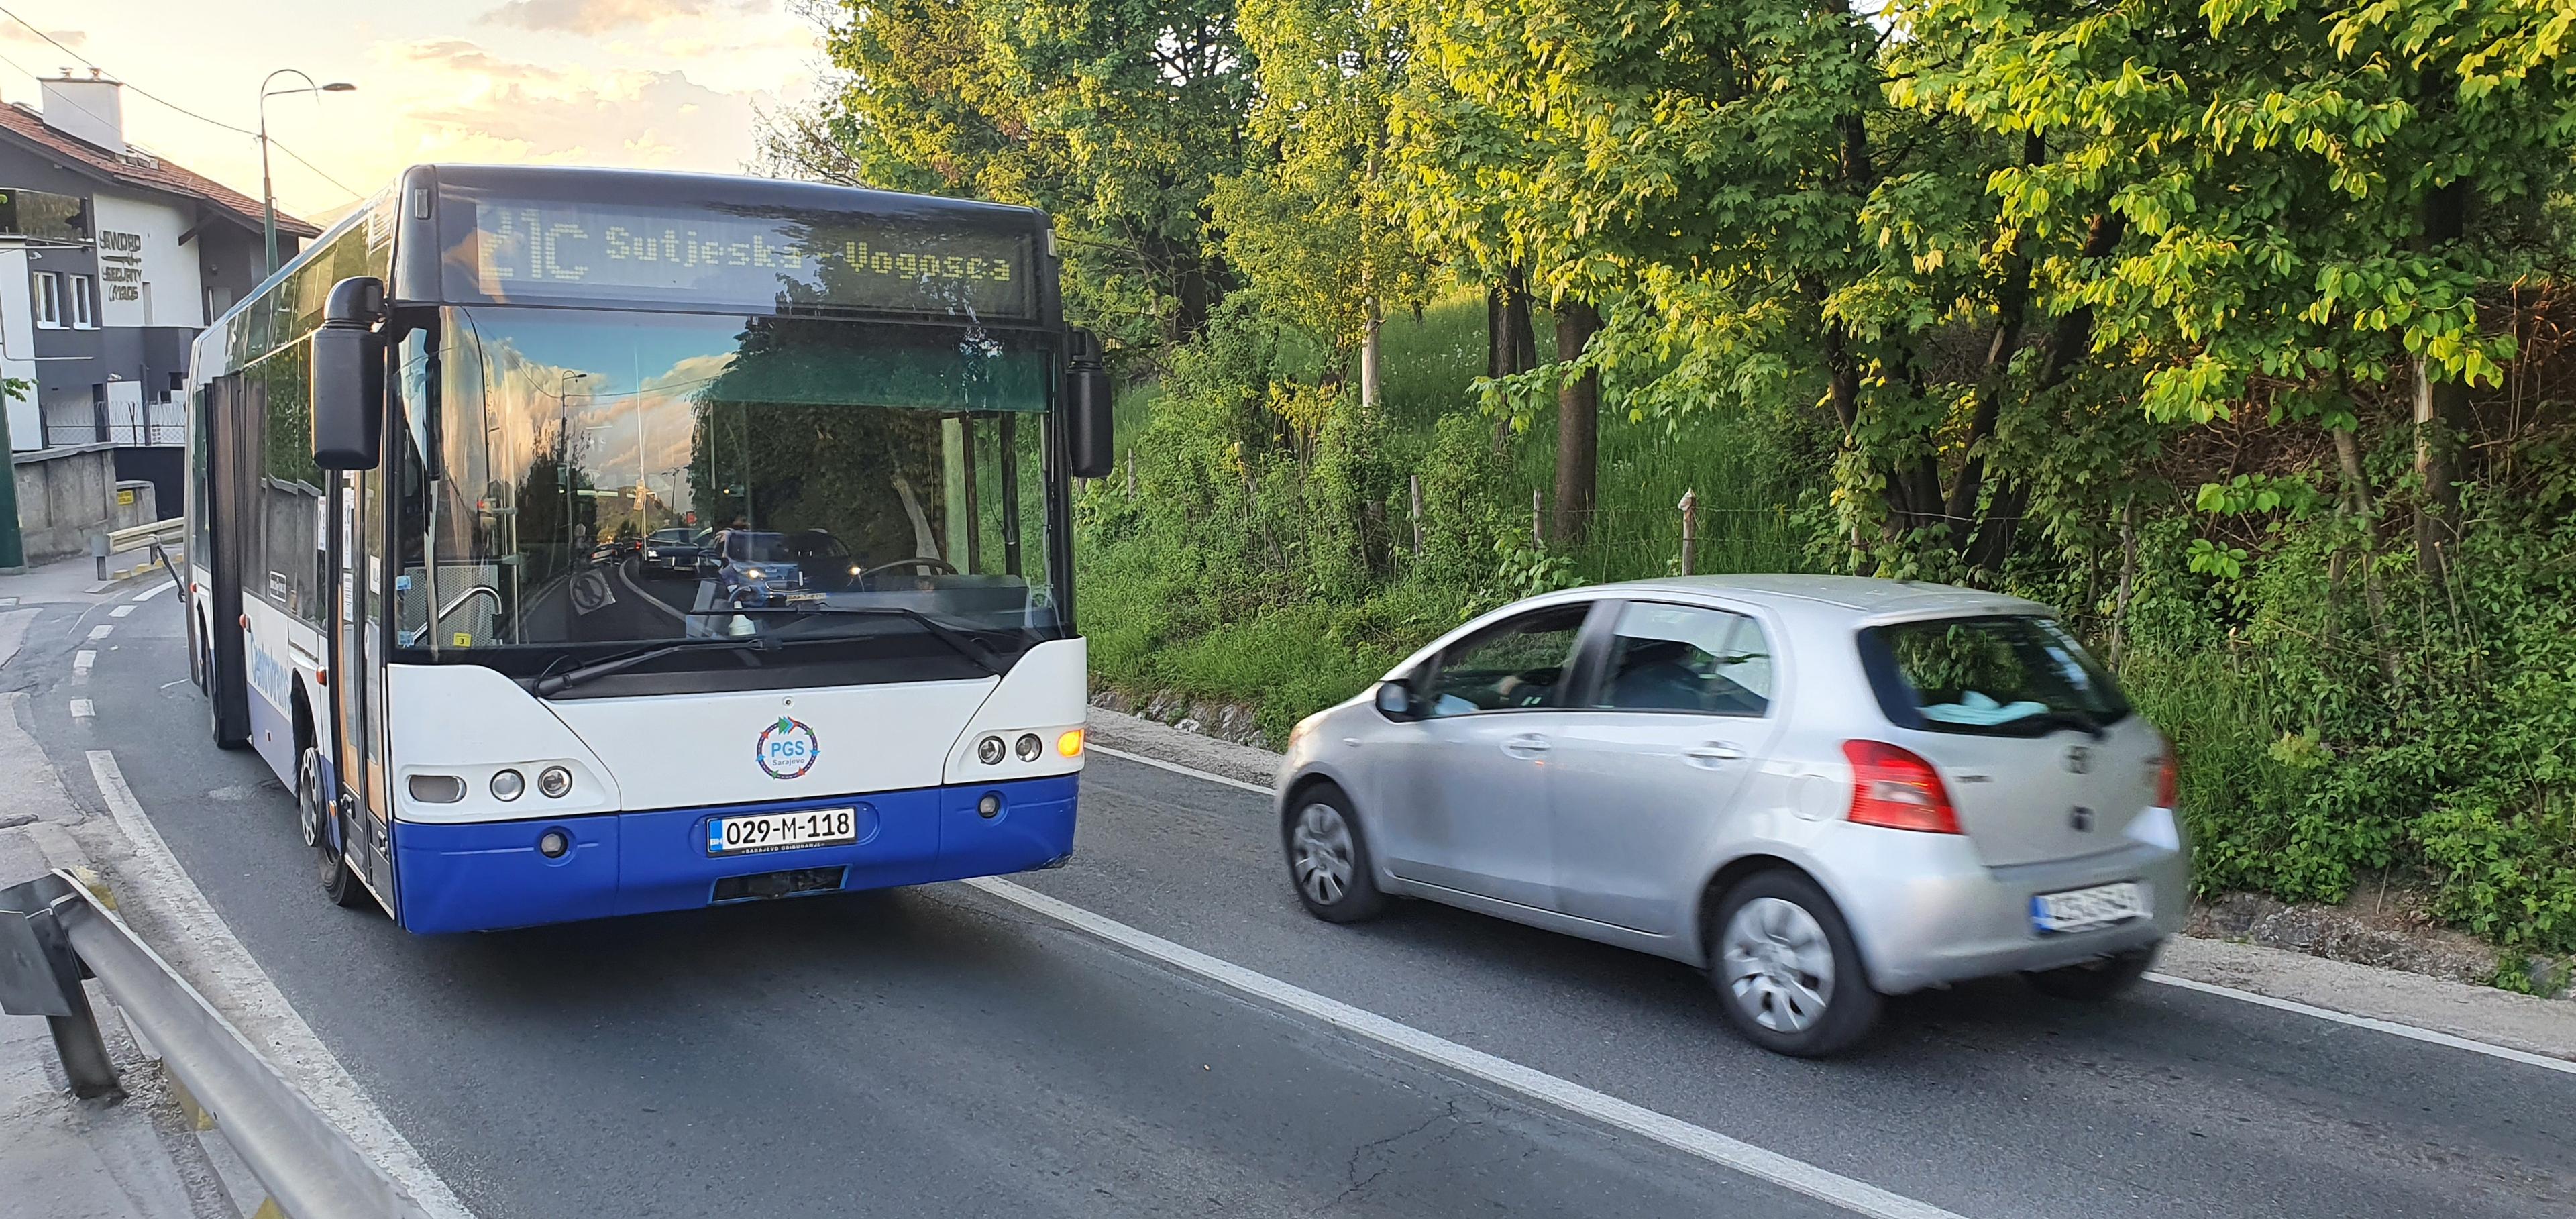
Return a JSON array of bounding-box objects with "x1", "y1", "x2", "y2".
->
[
  {"x1": 2024, "y1": 943, "x2": 2159, "y2": 1001},
  {"x1": 1709, "y1": 870, "x2": 1880, "y2": 1057},
  {"x1": 1283, "y1": 784, "x2": 1388, "y2": 923}
]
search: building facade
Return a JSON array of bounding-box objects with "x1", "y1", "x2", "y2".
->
[{"x1": 0, "y1": 72, "x2": 317, "y2": 516}]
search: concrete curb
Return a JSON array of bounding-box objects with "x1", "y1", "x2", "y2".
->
[{"x1": 1083, "y1": 704, "x2": 2576, "y2": 1064}]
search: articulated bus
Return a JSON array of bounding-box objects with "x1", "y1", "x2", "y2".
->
[{"x1": 184, "y1": 165, "x2": 1115, "y2": 933}]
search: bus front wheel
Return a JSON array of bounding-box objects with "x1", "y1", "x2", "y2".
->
[{"x1": 302, "y1": 747, "x2": 368, "y2": 910}]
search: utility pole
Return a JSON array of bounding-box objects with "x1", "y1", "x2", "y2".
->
[{"x1": 258, "y1": 71, "x2": 355, "y2": 277}]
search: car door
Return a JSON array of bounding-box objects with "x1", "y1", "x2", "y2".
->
[
  {"x1": 1371, "y1": 601, "x2": 1598, "y2": 912},
  {"x1": 1547, "y1": 601, "x2": 1785, "y2": 935}
]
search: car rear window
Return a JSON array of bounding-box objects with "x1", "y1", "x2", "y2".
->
[{"x1": 1857, "y1": 616, "x2": 2129, "y2": 736}]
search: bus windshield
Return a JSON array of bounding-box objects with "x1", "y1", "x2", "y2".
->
[{"x1": 396, "y1": 306, "x2": 1061, "y2": 670}]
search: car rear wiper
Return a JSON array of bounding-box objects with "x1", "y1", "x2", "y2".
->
[
  {"x1": 532, "y1": 635, "x2": 781, "y2": 697},
  {"x1": 684, "y1": 605, "x2": 999, "y2": 676}
]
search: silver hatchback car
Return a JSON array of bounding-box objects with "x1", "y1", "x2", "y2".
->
[{"x1": 1274, "y1": 575, "x2": 2188, "y2": 1055}]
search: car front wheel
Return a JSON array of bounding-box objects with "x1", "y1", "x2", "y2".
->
[
  {"x1": 1708, "y1": 870, "x2": 1880, "y2": 1057},
  {"x1": 1283, "y1": 784, "x2": 1389, "y2": 924}
]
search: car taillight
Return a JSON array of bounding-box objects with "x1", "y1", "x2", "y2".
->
[
  {"x1": 1841, "y1": 740, "x2": 1960, "y2": 834},
  {"x1": 2155, "y1": 752, "x2": 2178, "y2": 810}
]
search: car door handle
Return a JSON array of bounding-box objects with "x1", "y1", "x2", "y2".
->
[
  {"x1": 1684, "y1": 743, "x2": 1745, "y2": 766},
  {"x1": 1502, "y1": 733, "x2": 1552, "y2": 757}
]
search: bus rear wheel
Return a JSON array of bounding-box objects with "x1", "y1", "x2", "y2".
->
[{"x1": 301, "y1": 747, "x2": 368, "y2": 910}]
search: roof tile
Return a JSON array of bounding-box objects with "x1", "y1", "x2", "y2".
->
[{"x1": 0, "y1": 101, "x2": 320, "y2": 237}]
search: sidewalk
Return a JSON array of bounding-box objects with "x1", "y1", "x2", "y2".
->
[{"x1": 1, "y1": 825, "x2": 223, "y2": 1219}]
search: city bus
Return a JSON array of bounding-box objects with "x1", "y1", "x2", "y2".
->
[{"x1": 183, "y1": 165, "x2": 1113, "y2": 933}]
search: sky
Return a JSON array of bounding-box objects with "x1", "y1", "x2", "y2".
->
[{"x1": 0, "y1": 0, "x2": 827, "y2": 221}]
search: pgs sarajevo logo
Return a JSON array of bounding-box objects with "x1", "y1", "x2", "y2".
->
[{"x1": 757, "y1": 717, "x2": 820, "y2": 780}]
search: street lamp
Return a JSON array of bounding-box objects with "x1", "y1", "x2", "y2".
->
[
  {"x1": 260, "y1": 70, "x2": 356, "y2": 277},
  {"x1": 557, "y1": 372, "x2": 596, "y2": 561}
]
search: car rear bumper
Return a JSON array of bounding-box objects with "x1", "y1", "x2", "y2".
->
[
  {"x1": 1826, "y1": 812, "x2": 2190, "y2": 994},
  {"x1": 390, "y1": 774, "x2": 1077, "y2": 933}
]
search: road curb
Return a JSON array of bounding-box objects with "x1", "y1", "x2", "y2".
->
[{"x1": 1084, "y1": 704, "x2": 2576, "y2": 1064}]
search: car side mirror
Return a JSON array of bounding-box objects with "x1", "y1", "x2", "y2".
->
[
  {"x1": 311, "y1": 277, "x2": 386, "y2": 470},
  {"x1": 1374, "y1": 679, "x2": 1421, "y2": 721},
  {"x1": 1065, "y1": 327, "x2": 1114, "y2": 479}
]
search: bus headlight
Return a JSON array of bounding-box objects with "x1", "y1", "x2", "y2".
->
[
  {"x1": 538, "y1": 766, "x2": 573, "y2": 798},
  {"x1": 1016, "y1": 733, "x2": 1042, "y2": 761},
  {"x1": 977, "y1": 735, "x2": 1006, "y2": 765},
  {"x1": 491, "y1": 769, "x2": 526, "y2": 801}
]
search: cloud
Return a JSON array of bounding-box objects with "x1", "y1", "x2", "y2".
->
[
  {"x1": 482, "y1": 0, "x2": 759, "y2": 36},
  {"x1": 374, "y1": 38, "x2": 767, "y2": 171}
]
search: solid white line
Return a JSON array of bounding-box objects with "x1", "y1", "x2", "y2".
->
[
  {"x1": 1088, "y1": 743, "x2": 1272, "y2": 795},
  {"x1": 111, "y1": 604, "x2": 137, "y2": 618},
  {"x1": 963, "y1": 876, "x2": 1963, "y2": 1219},
  {"x1": 73, "y1": 649, "x2": 95, "y2": 675},
  {"x1": 613, "y1": 561, "x2": 689, "y2": 624},
  {"x1": 134, "y1": 580, "x2": 176, "y2": 602},
  {"x1": 1106, "y1": 739, "x2": 2573, "y2": 1070},
  {"x1": 84, "y1": 751, "x2": 477, "y2": 1219},
  {"x1": 70, "y1": 698, "x2": 93, "y2": 719},
  {"x1": 2145, "y1": 972, "x2": 2575, "y2": 1075},
  {"x1": 89, "y1": 624, "x2": 113, "y2": 640}
]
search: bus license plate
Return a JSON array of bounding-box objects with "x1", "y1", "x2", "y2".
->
[
  {"x1": 2031, "y1": 882, "x2": 2146, "y2": 933},
  {"x1": 707, "y1": 808, "x2": 857, "y2": 857}
]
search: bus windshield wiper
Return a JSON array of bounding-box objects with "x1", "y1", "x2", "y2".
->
[
  {"x1": 687, "y1": 605, "x2": 999, "y2": 676},
  {"x1": 532, "y1": 635, "x2": 782, "y2": 697}
]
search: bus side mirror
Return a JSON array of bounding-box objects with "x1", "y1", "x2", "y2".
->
[
  {"x1": 312, "y1": 276, "x2": 386, "y2": 471},
  {"x1": 1065, "y1": 328, "x2": 1114, "y2": 479}
]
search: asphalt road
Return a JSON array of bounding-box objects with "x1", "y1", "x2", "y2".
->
[{"x1": 12, "y1": 580, "x2": 2573, "y2": 1219}]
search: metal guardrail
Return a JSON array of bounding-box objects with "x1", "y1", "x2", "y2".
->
[
  {"x1": 93, "y1": 517, "x2": 184, "y2": 582},
  {"x1": 1, "y1": 869, "x2": 437, "y2": 1219}
]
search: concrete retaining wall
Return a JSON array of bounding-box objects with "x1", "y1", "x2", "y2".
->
[{"x1": 9, "y1": 443, "x2": 154, "y2": 564}]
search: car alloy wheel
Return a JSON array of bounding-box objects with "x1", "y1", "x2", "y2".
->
[
  {"x1": 1290, "y1": 802, "x2": 1356, "y2": 906},
  {"x1": 1720, "y1": 896, "x2": 1836, "y2": 1034}
]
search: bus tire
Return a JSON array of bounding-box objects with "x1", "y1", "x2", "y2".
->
[
  {"x1": 208, "y1": 662, "x2": 245, "y2": 751},
  {"x1": 303, "y1": 747, "x2": 368, "y2": 910}
]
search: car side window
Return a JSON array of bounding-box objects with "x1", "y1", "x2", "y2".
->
[
  {"x1": 1420, "y1": 605, "x2": 1591, "y2": 717},
  {"x1": 1593, "y1": 602, "x2": 1773, "y2": 716}
]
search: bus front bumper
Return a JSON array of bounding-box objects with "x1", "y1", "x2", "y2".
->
[{"x1": 390, "y1": 774, "x2": 1077, "y2": 933}]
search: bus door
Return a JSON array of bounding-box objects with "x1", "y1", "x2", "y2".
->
[
  {"x1": 329, "y1": 464, "x2": 396, "y2": 904},
  {"x1": 204, "y1": 375, "x2": 252, "y2": 748}
]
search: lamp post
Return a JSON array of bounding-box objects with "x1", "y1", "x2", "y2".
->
[
  {"x1": 260, "y1": 70, "x2": 355, "y2": 278},
  {"x1": 557, "y1": 372, "x2": 596, "y2": 562}
]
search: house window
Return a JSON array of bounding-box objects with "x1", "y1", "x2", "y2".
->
[
  {"x1": 70, "y1": 274, "x2": 95, "y2": 329},
  {"x1": 32, "y1": 270, "x2": 60, "y2": 328}
]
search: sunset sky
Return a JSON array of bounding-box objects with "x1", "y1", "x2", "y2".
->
[{"x1": 0, "y1": 0, "x2": 824, "y2": 221}]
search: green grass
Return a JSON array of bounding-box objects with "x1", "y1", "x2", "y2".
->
[{"x1": 1081, "y1": 289, "x2": 1817, "y2": 735}]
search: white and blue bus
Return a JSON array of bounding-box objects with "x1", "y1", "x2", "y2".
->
[{"x1": 183, "y1": 165, "x2": 1114, "y2": 933}]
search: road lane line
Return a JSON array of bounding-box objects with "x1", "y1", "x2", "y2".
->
[
  {"x1": 70, "y1": 698, "x2": 93, "y2": 719},
  {"x1": 73, "y1": 649, "x2": 95, "y2": 676},
  {"x1": 89, "y1": 624, "x2": 113, "y2": 640},
  {"x1": 1099, "y1": 741, "x2": 2576, "y2": 1070},
  {"x1": 134, "y1": 581, "x2": 176, "y2": 602},
  {"x1": 2144, "y1": 973, "x2": 2575, "y2": 1075},
  {"x1": 84, "y1": 751, "x2": 477, "y2": 1219},
  {"x1": 965, "y1": 876, "x2": 1964, "y2": 1219},
  {"x1": 613, "y1": 561, "x2": 689, "y2": 624},
  {"x1": 1089, "y1": 743, "x2": 1271, "y2": 795},
  {"x1": 111, "y1": 604, "x2": 137, "y2": 618}
]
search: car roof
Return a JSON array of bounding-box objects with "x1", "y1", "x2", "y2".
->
[{"x1": 1587, "y1": 574, "x2": 2050, "y2": 619}]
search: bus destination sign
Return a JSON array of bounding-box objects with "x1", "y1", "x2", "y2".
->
[{"x1": 469, "y1": 199, "x2": 1036, "y2": 318}]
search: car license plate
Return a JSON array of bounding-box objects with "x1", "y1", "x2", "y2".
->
[
  {"x1": 2031, "y1": 881, "x2": 2147, "y2": 933},
  {"x1": 706, "y1": 808, "x2": 857, "y2": 857}
]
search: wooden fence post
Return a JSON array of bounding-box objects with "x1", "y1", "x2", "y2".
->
[
  {"x1": 1408, "y1": 474, "x2": 1424, "y2": 558},
  {"x1": 1678, "y1": 489, "x2": 1698, "y2": 576},
  {"x1": 1125, "y1": 449, "x2": 1136, "y2": 498},
  {"x1": 1531, "y1": 490, "x2": 1543, "y2": 549}
]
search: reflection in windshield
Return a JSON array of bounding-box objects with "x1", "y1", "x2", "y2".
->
[{"x1": 396, "y1": 307, "x2": 1060, "y2": 664}]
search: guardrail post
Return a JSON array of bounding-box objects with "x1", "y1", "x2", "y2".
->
[
  {"x1": 91, "y1": 532, "x2": 111, "y2": 581},
  {"x1": 0, "y1": 876, "x2": 122, "y2": 1098}
]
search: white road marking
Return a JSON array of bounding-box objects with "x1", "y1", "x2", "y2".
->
[
  {"x1": 111, "y1": 604, "x2": 138, "y2": 618},
  {"x1": 73, "y1": 649, "x2": 95, "y2": 676},
  {"x1": 159, "y1": 678, "x2": 193, "y2": 690},
  {"x1": 88, "y1": 624, "x2": 113, "y2": 640},
  {"x1": 2144, "y1": 973, "x2": 2575, "y2": 1075},
  {"x1": 965, "y1": 876, "x2": 1963, "y2": 1219},
  {"x1": 134, "y1": 581, "x2": 176, "y2": 602},
  {"x1": 70, "y1": 698, "x2": 93, "y2": 719},
  {"x1": 612, "y1": 560, "x2": 690, "y2": 624},
  {"x1": 1089, "y1": 743, "x2": 1271, "y2": 795},
  {"x1": 1106, "y1": 740, "x2": 2576, "y2": 1074},
  {"x1": 84, "y1": 751, "x2": 477, "y2": 1219}
]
